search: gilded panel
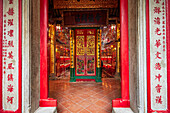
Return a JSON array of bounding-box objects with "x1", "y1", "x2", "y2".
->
[
  {"x1": 87, "y1": 36, "x2": 95, "y2": 55},
  {"x1": 76, "y1": 36, "x2": 84, "y2": 55}
]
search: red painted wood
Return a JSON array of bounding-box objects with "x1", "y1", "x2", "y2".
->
[
  {"x1": 40, "y1": 0, "x2": 48, "y2": 99},
  {"x1": 166, "y1": 0, "x2": 170, "y2": 112},
  {"x1": 120, "y1": 0, "x2": 129, "y2": 100},
  {"x1": 146, "y1": 0, "x2": 151, "y2": 112},
  {"x1": 112, "y1": 0, "x2": 130, "y2": 107},
  {"x1": 0, "y1": 0, "x2": 3, "y2": 111},
  {"x1": 18, "y1": 0, "x2": 22, "y2": 112},
  {"x1": 112, "y1": 99, "x2": 130, "y2": 107},
  {"x1": 39, "y1": 98, "x2": 57, "y2": 107},
  {"x1": 40, "y1": 0, "x2": 57, "y2": 107},
  {"x1": 75, "y1": 29, "x2": 86, "y2": 76}
]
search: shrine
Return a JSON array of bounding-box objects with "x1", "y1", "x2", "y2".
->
[{"x1": 0, "y1": 0, "x2": 170, "y2": 113}]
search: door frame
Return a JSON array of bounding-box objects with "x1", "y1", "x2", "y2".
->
[
  {"x1": 72, "y1": 28, "x2": 99, "y2": 81},
  {"x1": 39, "y1": 0, "x2": 130, "y2": 108}
]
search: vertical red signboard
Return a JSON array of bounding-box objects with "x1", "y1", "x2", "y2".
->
[
  {"x1": 0, "y1": 0, "x2": 22, "y2": 112},
  {"x1": 146, "y1": 0, "x2": 170, "y2": 112}
]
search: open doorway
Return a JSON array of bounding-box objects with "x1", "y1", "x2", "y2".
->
[
  {"x1": 47, "y1": 0, "x2": 121, "y2": 112},
  {"x1": 39, "y1": 0, "x2": 130, "y2": 111}
]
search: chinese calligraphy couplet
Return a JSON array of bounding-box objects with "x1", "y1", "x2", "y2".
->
[
  {"x1": 2, "y1": 0, "x2": 20, "y2": 111},
  {"x1": 149, "y1": 0, "x2": 168, "y2": 110}
]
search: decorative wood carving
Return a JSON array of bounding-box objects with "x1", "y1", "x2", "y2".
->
[{"x1": 53, "y1": 0, "x2": 118, "y2": 9}]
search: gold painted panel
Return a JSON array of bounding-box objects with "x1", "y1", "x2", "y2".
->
[
  {"x1": 117, "y1": 23, "x2": 120, "y2": 40},
  {"x1": 97, "y1": 29, "x2": 101, "y2": 68},
  {"x1": 70, "y1": 30, "x2": 74, "y2": 68},
  {"x1": 87, "y1": 36, "x2": 95, "y2": 55},
  {"x1": 49, "y1": 25, "x2": 55, "y2": 73},
  {"x1": 77, "y1": 30, "x2": 84, "y2": 35},
  {"x1": 76, "y1": 36, "x2": 84, "y2": 55}
]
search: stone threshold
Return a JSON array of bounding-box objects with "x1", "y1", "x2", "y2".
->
[
  {"x1": 35, "y1": 107, "x2": 134, "y2": 113},
  {"x1": 112, "y1": 108, "x2": 134, "y2": 113},
  {"x1": 35, "y1": 107, "x2": 57, "y2": 113}
]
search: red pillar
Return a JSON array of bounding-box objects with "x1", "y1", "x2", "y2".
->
[
  {"x1": 39, "y1": 0, "x2": 57, "y2": 107},
  {"x1": 112, "y1": 0, "x2": 130, "y2": 107}
]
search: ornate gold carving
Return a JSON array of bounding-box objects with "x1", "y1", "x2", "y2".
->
[
  {"x1": 76, "y1": 36, "x2": 84, "y2": 55},
  {"x1": 117, "y1": 23, "x2": 120, "y2": 40},
  {"x1": 70, "y1": 30, "x2": 75, "y2": 68},
  {"x1": 87, "y1": 30, "x2": 95, "y2": 35},
  {"x1": 49, "y1": 25, "x2": 55, "y2": 73},
  {"x1": 116, "y1": 23, "x2": 120, "y2": 72},
  {"x1": 77, "y1": 30, "x2": 84, "y2": 35},
  {"x1": 53, "y1": 0, "x2": 118, "y2": 9},
  {"x1": 87, "y1": 36, "x2": 95, "y2": 55},
  {"x1": 97, "y1": 29, "x2": 101, "y2": 68}
]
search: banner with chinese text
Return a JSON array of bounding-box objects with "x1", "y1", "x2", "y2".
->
[
  {"x1": 1, "y1": 0, "x2": 22, "y2": 112},
  {"x1": 147, "y1": 0, "x2": 168, "y2": 111}
]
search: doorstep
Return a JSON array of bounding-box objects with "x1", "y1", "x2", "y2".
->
[
  {"x1": 35, "y1": 107, "x2": 57, "y2": 113},
  {"x1": 112, "y1": 108, "x2": 134, "y2": 113}
]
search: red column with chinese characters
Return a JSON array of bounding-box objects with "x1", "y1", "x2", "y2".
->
[
  {"x1": 0, "y1": 0, "x2": 22, "y2": 113},
  {"x1": 146, "y1": 0, "x2": 170, "y2": 112}
]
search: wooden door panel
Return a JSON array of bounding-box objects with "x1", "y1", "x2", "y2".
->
[
  {"x1": 86, "y1": 56, "x2": 95, "y2": 75},
  {"x1": 75, "y1": 29, "x2": 96, "y2": 76},
  {"x1": 76, "y1": 56, "x2": 85, "y2": 75}
]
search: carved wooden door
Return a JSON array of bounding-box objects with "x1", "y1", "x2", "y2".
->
[{"x1": 75, "y1": 29, "x2": 96, "y2": 76}]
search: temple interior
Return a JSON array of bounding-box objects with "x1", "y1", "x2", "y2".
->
[{"x1": 47, "y1": 0, "x2": 121, "y2": 112}]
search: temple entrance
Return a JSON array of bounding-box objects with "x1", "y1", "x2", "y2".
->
[
  {"x1": 39, "y1": 0, "x2": 130, "y2": 111},
  {"x1": 75, "y1": 29, "x2": 96, "y2": 78}
]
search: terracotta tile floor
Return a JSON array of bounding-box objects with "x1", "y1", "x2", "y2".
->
[{"x1": 49, "y1": 78, "x2": 121, "y2": 113}]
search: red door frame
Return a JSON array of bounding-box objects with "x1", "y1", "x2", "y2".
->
[{"x1": 40, "y1": 0, "x2": 130, "y2": 108}]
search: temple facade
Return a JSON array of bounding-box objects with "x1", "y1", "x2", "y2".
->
[{"x1": 0, "y1": 0, "x2": 170, "y2": 113}]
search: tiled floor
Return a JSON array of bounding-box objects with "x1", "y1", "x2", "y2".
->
[{"x1": 49, "y1": 78, "x2": 121, "y2": 113}]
